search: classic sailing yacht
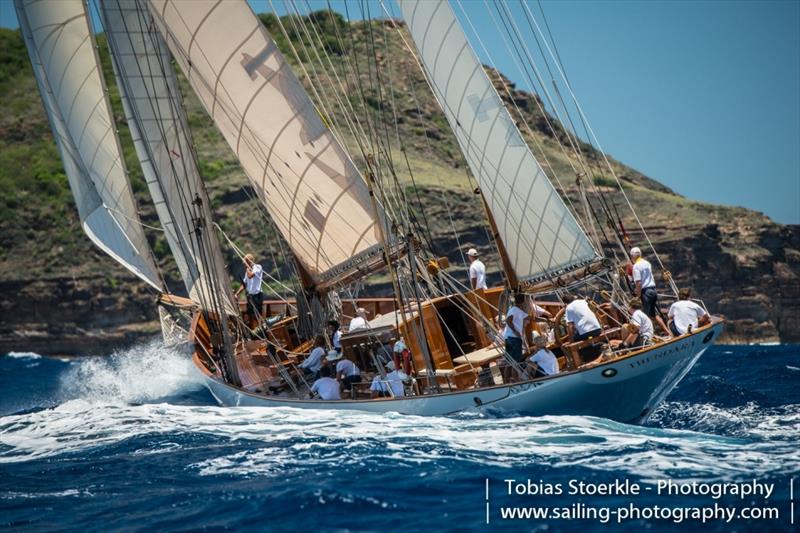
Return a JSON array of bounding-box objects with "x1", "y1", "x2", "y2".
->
[{"x1": 17, "y1": 0, "x2": 723, "y2": 423}]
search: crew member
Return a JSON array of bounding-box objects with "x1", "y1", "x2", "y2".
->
[
  {"x1": 348, "y1": 307, "x2": 369, "y2": 331},
  {"x1": 392, "y1": 339, "x2": 412, "y2": 375},
  {"x1": 299, "y1": 335, "x2": 326, "y2": 380},
  {"x1": 234, "y1": 253, "x2": 263, "y2": 323},
  {"x1": 630, "y1": 247, "x2": 669, "y2": 334},
  {"x1": 622, "y1": 297, "x2": 653, "y2": 348},
  {"x1": 563, "y1": 294, "x2": 602, "y2": 342},
  {"x1": 526, "y1": 335, "x2": 559, "y2": 377},
  {"x1": 467, "y1": 248, "x2": 487, "y2": 290},
  {"x1": 370, "y1": 360, "x2": 407, "y2": 398},
  {"x1": 668, "y1": 288, "x2": 710, "y2": 335},
  {"x1": 310, "y1": 365, "x2": 341, "y2": 400},
  {"x1": 327, "y1": 319, "x2": 342, "y2": 353},
  {"x1": 503, "y1": 293, "x2": 530, "y2": 382},
  {"x1": 327, "y1": 350, "x2": 362, "y2": 394}
]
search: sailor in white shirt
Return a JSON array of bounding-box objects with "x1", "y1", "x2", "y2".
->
[
  {"x1": 668, "y1": 288, "x2": 710, "y2": 335},
  {"x1": 623, "y1": 298, "x2": 654, "y2": 348},
  {"x1": 370, "y1": 360, "x2": 407, "y2": 398},
  {"x1": 466, "y1": 248, "x2": 488, "y2": 290},
  {"x1": 234, "y1": 253, "x2": 264, "y2": 322},
  {"x1": 563, "y1": 294, "x2": 602, "y2": 341},
  {"x1": 299, "y1": 335, "x2": 326, "y2": 378},
  {"x1": 310, "y1": 365, "x2": 341, "y2": 400},
  {"x1": 502, "y1": 293, "x2": 530, "y2": 382},
  {"x1": 327, "y1": 350, "x2": 361, "y2": 395},
  {"x1": 630, "y1": 247, "x2": 669, "y2": 334},
  {"x1": 527, "y1": 335, "x2": 559, "y2": 377},
  {"x1": 348, "y1": 307, "x2": 369, "y2": 331}
]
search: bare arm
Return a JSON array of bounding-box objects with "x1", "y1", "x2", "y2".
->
[{"x1": 635, "y1": 280, "x2": 642, "y2": 298}]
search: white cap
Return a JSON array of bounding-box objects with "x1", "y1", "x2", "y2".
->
[
  {"x1": 326, "y1": 350, "x2": 342, "y2": 361},
  {"x1": 393, "y1": 340, "x2": 407, "y2": 353},
  {"x1": 630, "y1": 247, "x2": 641, "y2": 257},
  {"x1": 467, "y1": 248, "x2": 479, "y2": 257},
  {"x1": 356, "y1": 307, "x2": 367, "y2": 315},
  {"x1": 386, "y1": 360, "x2": 396, "y2": 371}
]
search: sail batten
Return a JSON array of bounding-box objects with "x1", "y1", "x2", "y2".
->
[
  {"x1": 15, "y1": 0, "x2": 162, "y2": 290},
  {"x1": 399, "y1": 0, "x2": 598, "y2": 283},
  {"x1": 100, "y1": 0, "x2": 238, "y2": 314},
  {"x1": 145, "y1": 0, "x2": 388, "y2": 285}
]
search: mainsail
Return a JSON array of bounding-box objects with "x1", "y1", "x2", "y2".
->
[
  {"x1": 145, "y1": 0, "x2": 388, "y2": 286},
  {"x1": 101, "y1": 0, "x2": 237, "y2": 314},
  {"x1": 398, "y1": 0, "x2": 598, "y2": 284},
  {"x1": 15, "y1": 0, "x2": 162, "y2": 290}
]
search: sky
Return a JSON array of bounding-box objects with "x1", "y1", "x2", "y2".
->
[{"x1": 2, "y1": 0, "x2": 798, "y2": 224}]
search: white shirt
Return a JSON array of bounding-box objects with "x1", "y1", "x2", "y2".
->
[
  {"x1": 668, "y1": 300, "x2": 708, "y2": 335},
  {"x1": 331, "y1": 330, "x2": 341, "y2": 350},
  {"x1": 336, "y1": 359, "x2": 361, "y2": 377},
  {"x1": 469, "y1": 259, "x2": 488, "y2": 290},
  {"x1": 348, "y1": 316, "x2": 368, "y2": 331},
  {"x1": 300, "y1": 346, "x2": 325, "y2": 372},
  {"x1": 243, "y1": 264, "x2": 263, "y2": 294},
  {"x1": 370, "y1": 370, "x2": 406, "y2": 397},
  {"x1": 311, "y1": 377, "x2": 340, "y2": 400},
  {"x1": 630, "y1": 309, "x2": 654, "y2": 342},
  {"x1": 503, "y1": 305, "x2": 529, "y2": 339},
  {"x1": 565, "y1": 299, "x2": 602, "y2": 335},
  {"x1": 632, "y1": 258, "x2": 656, "y2": 289},
  {"x1": 528, "y1": 348, "x2": 559, "y2": 376}
]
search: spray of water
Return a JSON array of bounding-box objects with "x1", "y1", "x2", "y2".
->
[{"x1": 58, "y1": 339, "x2": 204, "y2": 405}]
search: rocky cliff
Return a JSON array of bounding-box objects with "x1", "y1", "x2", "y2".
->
[{"x1": 0, "y1": 15, "x2": 797, "y2": 355}]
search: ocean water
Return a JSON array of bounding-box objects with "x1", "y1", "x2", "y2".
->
[{"x1": 0, "y1": 343, "x2": 797, "y2": 532}]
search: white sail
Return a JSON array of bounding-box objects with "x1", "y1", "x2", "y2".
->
[
  {"x1": 101, "y1": 0, "x2": 237, "y2": 314},
  {"x1": 15, "y1": 0, "x2": 162, "y2": 290},
  {"x1": 398, "y1": 0, "x2": 598, "y2": 283},
  {"x1": 145, "y1": 0, "x2": 387, "y2": 286}
]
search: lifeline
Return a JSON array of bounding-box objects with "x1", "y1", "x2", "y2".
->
[{"x1": 657, "y1": 480, "x2": 774, "y2": 500}]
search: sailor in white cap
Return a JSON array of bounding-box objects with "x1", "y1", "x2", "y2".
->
[
  {"x1": 392, "y1": 339, "x2": 412, "y2": 375},
  {"x1": 630, "y1": 246, "x2": 669, "y2": 334},
  {"x1": 347, "y1": 307, "x2": 369, "y2": 331},
  {"x1": 370, "y1": 360, "x2": 407, "y2": 398},
  {"x1": 309, "y1": 361, "x2": 341, "y2": 401},
  {"x1": 327, "y1": 349, "x2": 361, "y2": 392},
  {"x1": 466, "y1": 248, "x2": 487, "y2": 290}
]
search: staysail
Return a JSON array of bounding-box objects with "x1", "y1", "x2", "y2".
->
[
  {"x1": 145, "y1": 0, "x2": 388, "y2": 287},
  {"x1": 100, "y1": 0, "x2": 237, "y2": 314},
  {"x1": 398, "y1": 0, "x2": 598, "y2": 283},
  {"x1": 15, "y1": 0, "x2": 162, "y2": 290}
]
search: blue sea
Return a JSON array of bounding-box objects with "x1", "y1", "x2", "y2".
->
[{"x1": 0, "y1": 343, "x2": 797, "y2": 532}]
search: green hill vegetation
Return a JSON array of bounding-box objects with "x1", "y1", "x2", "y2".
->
[{"x1": 0, "y1": 12, "x2": 796, "y2": 346}]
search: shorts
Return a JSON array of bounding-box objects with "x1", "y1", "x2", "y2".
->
[
  {"x1": 641, "y1": 287, "x2": 658, "y2": 317},
  {"x1": 246, "y1": 292, "x2": 263, "y2": 318},
  {"x1": 504, "y1": 336, "x2": 524, "y2": 362}
]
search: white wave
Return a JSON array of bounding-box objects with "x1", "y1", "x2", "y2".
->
[
  {"x1": 4, "y1": 351, "x2": 42, "y2": 360},
  {"x1": 1, "y1": 402, "x2": 798, "y2": 484},
  {"x1": 57, "y1": 340, "x2": 203, "y2": 405}
]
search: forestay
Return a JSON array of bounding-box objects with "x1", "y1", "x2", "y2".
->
[
  {"x1": 15, "y1": 0, "x2": 162, "y2": 289},
  {"x1": 145, "y1": 0, "x2": 387, "y2": 285},
  {"x1": 398, "y1": 0, "x2": 598, "y2": 283},
  {"x1": 101, "y1": 0, "x2": 237, "y2": 314}
]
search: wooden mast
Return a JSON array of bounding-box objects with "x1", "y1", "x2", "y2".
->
[{"x1": 475, "y1": 187, "x2": 519, "y2": 291}]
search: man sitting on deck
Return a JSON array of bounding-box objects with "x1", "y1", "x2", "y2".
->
[
  {"x1": 348, "y1": 308, "x2": 369, "y2": 332},
  {"x1": 327, "y1": 350, "x2": 362, "y2": 395},
  {"x1": 370, "y1": 360, "x2": 407, "y2": 398},
  {"x1": 502, "y1": 293, "x2": 530, "y2": 383},
  {"x1": 526, "y1": 335, "x2": 559, "y2": 378},
  {"x1": 310, "y1": 365, "x2": 341, "y2": 401},
  {"x1": 234, "y1": 253, "x2": 263, "y2": 324},
  {"x1": 299, "y1": 335, "x2": 326, "y2": 380},
  {"x1": 622, "y1": 297, "x2": 654, "y2": 348},
  {"x1": 668, "y1": 288, "x2": 710, "y2": 336},
  {"x1": 563, "y1": 294, "x2": 602, "y2": 342}
]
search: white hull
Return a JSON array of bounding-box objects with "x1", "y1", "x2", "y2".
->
[{"x1": 197, "y1": 323, "x2": 723, "y2": 424}]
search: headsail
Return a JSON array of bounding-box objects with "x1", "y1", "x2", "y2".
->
[
  {"x1": 398, "y1": 0, "x2": 598, "y2": 284},
  {"x1": 15, "y1": 0, "x2": 162, "y2": 290},
  {"x1": 145, "y1": 0, "x2": 388, "y2": 287},
  {"x1": 101, "y1": 0, "x2": 237, "y2": 314}
]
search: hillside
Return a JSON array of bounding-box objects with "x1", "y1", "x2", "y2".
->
[{"x1": 0, "y1": 13, "x2": 797, "y2": 354}]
